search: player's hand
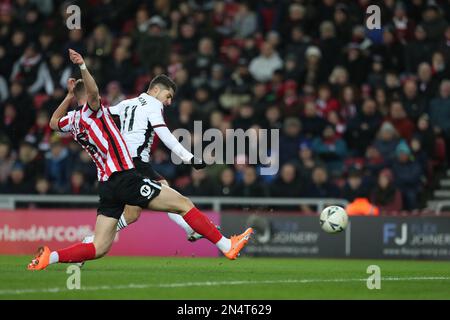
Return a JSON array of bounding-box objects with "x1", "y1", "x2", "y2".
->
[
  {"x1": 190, "y1": 157, "x2": 206, "y2": 170},
  {"x1": 67, "y1": 78, "x2": 76, "y2": 95},
  {"x1": 69, "y1": 48, "x2": 84, "y2": 65}
]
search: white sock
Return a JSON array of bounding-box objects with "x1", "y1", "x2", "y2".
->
[
  {"x1": 117, "y1": 213, "x2": 128, "y2": 231},
  {"x1": 82, "y1": 235, "x2": 94, "y2": 243},
  {"x1": 216, "y1": 236, "x2": 231, "y2": 252},
  {"x1": 49, "y1": 251, "x2": 59, "y2": 264},
  {"x1": 167, "y1": 212, "x2": 195, "y2": 236}
]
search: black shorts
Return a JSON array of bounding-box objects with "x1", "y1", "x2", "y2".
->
[
  {"x1": 97, "y1": 169, "x2": 162, "y2": 219},
  {"x1": 133, "y1": 157, "x2": 165, "y2": 181}
]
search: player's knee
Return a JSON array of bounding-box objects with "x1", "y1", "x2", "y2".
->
[
  {"x1": 123, "y1": 205, "x2": 142, "y2": 224},
  {"x1": 93, "y1": 241, "x2": 112, "y2": 258},
  {"x1": 159, "y1": 179, "x2": 169, "y2": 186},
  {"x1": 178, "y1": 195, "x2": 194, "y2": 213},
  {"x1": 126, "y1": 209, "x2": 141, "y2": 224},
  {"x1": 95, "y1": 247, "x2": 109, "y2": 258}
]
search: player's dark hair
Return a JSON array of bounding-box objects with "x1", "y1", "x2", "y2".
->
[
  {"x1": 73, "y1": 79, "x2": 85, "y2": 99},
  {"x1": 148, "y1": 74, "x2": 177, "y2": 93}
]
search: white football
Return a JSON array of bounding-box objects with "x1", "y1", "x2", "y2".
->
[{"x1": 319, "y1": 206, "x2": 348, "y2": 233}]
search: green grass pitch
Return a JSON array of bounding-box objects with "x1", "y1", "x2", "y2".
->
[{"x1": 1, "y1": 255, "x2": 450, "y2": 299}]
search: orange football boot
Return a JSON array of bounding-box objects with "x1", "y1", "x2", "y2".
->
[
  {"x1": 223, "y1": 227, "x2": 253, "y2": 260},
  {"x1": 27, "y1": 246, "x2": 51, "y2": 270}
]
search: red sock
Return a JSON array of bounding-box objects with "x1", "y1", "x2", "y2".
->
[
  {"x1": 183, "y1": 207, "x2": 222, "y2": 243},
  {"x1": 57, "y1": 243, "x2": 96, "y2": 263}
]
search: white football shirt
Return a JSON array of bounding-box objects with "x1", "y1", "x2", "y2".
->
[{"x1": 108, "y1": 93, "x2": 193, "y2": 163}]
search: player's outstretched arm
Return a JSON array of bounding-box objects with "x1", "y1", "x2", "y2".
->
[
  {"x1": 49, "y1": 78, "x2": 76, "y2": 130},
  {"x1": 68, "y1": 48, "x2": 100, "y2": 111},
  {"x1": 153, "y1": 125, "x2": 205, "y2": 169}
]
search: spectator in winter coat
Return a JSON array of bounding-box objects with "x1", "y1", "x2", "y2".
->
[
  {"x1": 429, "y1": 79, "x2": 450, "y2": 144},
  {"x1": 301, "y1": 101, "x2": 328, "y2": 139},
  {"x1": 400, "y1": 79, "x2": 428, "y2": 121},
  {"x1": 373, "y1": 121, "x2": 401, "y2": 162},
  {"x1": 370, "y1": 168, "x2": 403, "y2": 212},
  {"x1": 404, "y1": 25, "x2": 437, "y2": 74},
  {"x1": 303, "y1": 166, "x2": 340, "y2": 199},
  {"x1": 417, "y1": 62, "x2": 440, "y2": 101},
  {"x1": 315, "y1": 84, "x2": 339, "y2": 118},
  {"x1": 10, "y1": 43, "x2": 50, "y2": 94},
  {"x1": 421, "y1": 5, "x2": 448, "y2": 42},
  {"x1": 232, "y1": 2, "x2": 258, "y2": 39},
  {"x1": 269, "y1": 163, "x2": 303, "y2": 198},
  {"x1": 311, "y1": 125, "x2": 348, "y2": 177},
  {"x1": 181, "y1": 167, "x2": 215, "y2": 197},
  {"x1": 293, "y1": 140, "x2": 323, "y2": 185},
  {"x1": 341, "y1": 169, "x2": 370, "y2": 202},
  {"x1": 279, "y1": 117, "x2": 303, "y2": 165},
  {"x1": 45, "y1": 138, "x2": 71, "y2": 194},
  {"x1": 391, "y1": 140, "x2": 423, "y2": 210},
  {"x1": 414, "y1": 114, "x2": 436, "y2": 158},
  {"x1": 345, "y1": 98, "x2": 383, "y2": 156},
  {"x1": 235, "y1": 166, "x2": 269, "y2": 197},
  {"x1": 214, "y1": 167, "x2": 238, "y2": 197},
  {"x1": 386, "y1": 100, "x2": 416, "y2": 141},
  {"x1": 249, "y1": 42, "x2": 283, "y2": 82},
  {"x1": 0, "y1": 137, "x2": 15, "y2": 189},
  {"x1": 429, "y1": 80, "x2": 450, "y2": 158},
  {"x1": 3, "y1": 162, "x2": 33, "y2": 194}
]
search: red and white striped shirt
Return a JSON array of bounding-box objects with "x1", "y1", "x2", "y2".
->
[{"x1": 58, "y1": 103, "x2": 134, "y2": 181}]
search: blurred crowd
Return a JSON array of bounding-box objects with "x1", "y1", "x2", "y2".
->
[{"x1": 0, "y1": 0, "x2": 449, "y2": 212}]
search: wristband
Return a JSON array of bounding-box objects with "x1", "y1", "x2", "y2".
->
[{"x1": 79, "y1": 63, "x2": 86, "y2": 70}]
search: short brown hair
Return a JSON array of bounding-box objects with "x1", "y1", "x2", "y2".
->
[
  {"x1": 148, "y1": 74, "x2": 177, "y2": 93},
  {"x1": 73, "y1": 79, "x2": 86, "y2": 99}
]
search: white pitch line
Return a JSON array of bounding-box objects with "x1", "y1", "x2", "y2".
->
[{"x1": 1, "y1": 277, "x2": 450, "y2": 296}]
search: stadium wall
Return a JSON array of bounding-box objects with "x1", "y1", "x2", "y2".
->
[
  {"x1": 0, "y1": 210, "x2": 220, "y2": 257},
  {"x1": 2, "y1": 210, "x2": 450, "y2": 260},
  {"x1": 222, "y1": 212, "x2": 450, "y2": 260}
]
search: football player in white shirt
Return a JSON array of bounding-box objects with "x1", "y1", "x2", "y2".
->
[
  {"x1": 81, "y1": 75, "x2": 218, "y2": 250},
  {"x1": 110, "y1": 75, "x2": 212, "y2": 239}
]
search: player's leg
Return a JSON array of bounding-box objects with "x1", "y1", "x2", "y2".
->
[
  {"x1": 92, "y1": 214, "x2": 120, "y2": 258},
  {"x1": 82, "y1": 205, "x2": 141, "y2": 246},
  {"x1": 100, "y1": 176, "x2": 214, "y2": 242},
  {"x1": 123, "y1": 158, "x2": 205, "y2": 240},
  {"x1": 158, "y1": 178, "x2": 197, "y2": 237},
  {"x1": 132, "y1": 160, "x2": 199, "y2": 238},
  {"x1": 27, "y1": 214, "x2": 117, "y2": 270},
  {"x1": 148, "y1": 184, "x2": 253, "y2": 259},
  {"x1": 120, "y1": 205, "x2": 142, "y2": 229},
  {"x1": 83, "y1": 177, "x2": 207, "y2": 243}
]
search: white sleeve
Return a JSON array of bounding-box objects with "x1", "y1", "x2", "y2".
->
[
  {"x1": 147, "y1": 106, "x2": 166, "y2": 127},
  {"x1": 108, "y1": 101, "x2": 123, "y2": 116},
  {"x1": 145, "y1": 97, "x2": 193, "y2": 161},
  {"x1": 153, "y1": 125, "x2": 194, "y2": 162}
]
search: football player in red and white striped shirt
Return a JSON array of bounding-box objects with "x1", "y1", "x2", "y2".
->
[
  {"x1": 27, "y1": 49, "x2": 253, "y2": 270},
  {"x1": 57, "y1": 85, "x2": 135, "y2": 182}
]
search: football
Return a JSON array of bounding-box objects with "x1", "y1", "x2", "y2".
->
[{"x1": 319, "y1": 206, "x2": 348, "y2": 233}]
